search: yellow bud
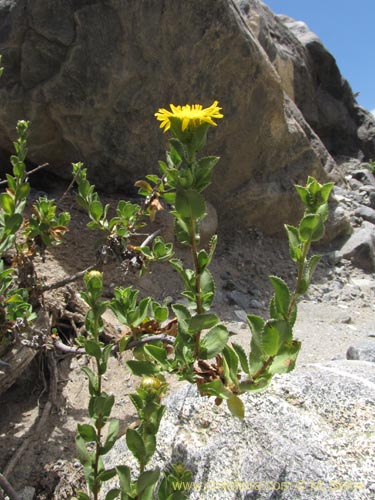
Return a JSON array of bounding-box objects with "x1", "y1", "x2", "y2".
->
[{"x1": 140, "y1": 376, "x2": 162, "y2": 392}]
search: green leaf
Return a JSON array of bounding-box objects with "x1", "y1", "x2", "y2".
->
[
  {"x1": 143, "y1": 433, "x2": 156, "y2": 464},
  {"x1": 200, "y1": 269, "x2": 215, "y2": 308},
  {"x1": 101, "y1": 419, "x2": 119, "y2": 455},
  {"x1": 227, "y1": 393, "x2": 245, "y2": 419},
  {"x1": 200, "y1": 378, "x2": 232, "y2": 399},
  {"x1": 129, "y1": 393, "x2": 143, "y2": 413},
  {"x1": 248, "y1": 320, "x2": 268, "y2": 375},
  {"x1": 169, "y1": 138, "x2": 185, "y2": 161},
  {"x1": 269, "y1": 275, "x2": 291, "y2": 317},
  {"x1": 198, "y1": 324, "x2": 229, "y2": 359},
  {"x1": 144, "y1": 344, "x2": 168, "y2": 365},
  {"x1": 116, "y1": 465, "x2": 132, "y2": 495},
  {"x1": 231, "y1": 342, "x2": 250, "y2": 375},
  {"x1": 100, "y1": 343, "x2": 113, "y2": 375},
  {"x1": 76, "y1": 435, "x2": 92, "y2": 466},
  {"x1": 174, "y1": 216, "x2": 192, "y2": 245},
  {"x1": 126, "y1": 428, "x2": 146, "y2": 466},
  {"x1": 104, "y1": 488, "x2": 121, "y2": 500},
  {"x1": 90, "y1": 394, "x2": 115, "y2": 423},
  {"x1": 17, "y1": 182, "x2": 30, "y2": 200},
  {"x1": 320, "y1": 182, "x2": 334, "y2": 202},
  {"x1": 222, "y1": 345, "x2": 239, "y2": 381},
  {"x1": 137, "y1": 469, "x2": 160, "y2": 494},
  {"x1": 260, "y1": 323, "x2": 279, "y2": 357},
  {"x1": 188, "y1": 313, "x2": 219, "y2": 333},
  {"x1": 239, "y1": 375, "x2": 272, "y2": 393},
  {"x1": 152, "y1": 304, "x2": 168, "y2": 323},
  {"x1": 81, "y1": 366, "x2": 99, "y2": 394},
  {"x1": 0, "y1": 193, "x2": 15, "y2": 214},
  {"x1": 133, "y1": 297, "x2": 151, "y2": 327},
  {"x1": 97, "y1": 468, "x2": 118, "y2": 482},
  {"x1": 139, "y1": 485, "x2": 156, "y2": 500},
  {"x1": 247, "y1": 314, "x2": 265, "y2": 339},
  {"x1": 299, "y1": 214, "x2": 324, "y2": 242},
  {"x1": 304, "y1": 254, "x2": 321, "y2": 289},
  {"x1": 77, "y1": 423, "x2": 97, "y2": 442},
  {"x1": 4, "y1": 213, "x2": 23, "y2": 233},
  {"x1": 126, "y1": 360, "x2": 158, "y2": 376},
  {"x1": 284, "y1": 224, "x2": 302, "y2": 262},
  {"x1": 171, "y1": 303, "x2": 191, "y2": 335},
  {"x1": 89, "y1": 200, "x2": 103, "y2": 221},
  {"x1": 262, "y1": 319, "x2": 291, "y2": 356},
  {"x1": 77, "y1": 492, "x2": 91, "y2": 500},
  {"x1": 294, "y1": 185, "x2": 309, "y2": 205},
  {"x1": 84, "y1": 339, "x2": 102, "y2": 361},
  {"x1": 197, "y1": 249, "x2": 209, "y2": 271},
  {"x1": 193, "y1": 156, "x2": 219, "y2": 192},
  {"x1": 175, "y1": 189, "x2": 206, "y2": 220},
  {"x1": 268, "y1": 341, "x2": 301, "y2": 375}
]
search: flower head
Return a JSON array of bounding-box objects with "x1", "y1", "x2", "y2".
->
[{"x1": 155, "y1": 101, "x2": 224, "y2": 133}]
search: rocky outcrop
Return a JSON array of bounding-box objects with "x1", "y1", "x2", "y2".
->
[
  {"x1": 1, "y1": 0, "x2": 374, "y2": 233},
  {"x1": 237, "y1": 0, "x2": 375, "y2": 160},
  {"x1": 0, "y1": 0, "x2": 332, "y2": 234},
  {"x1": 104, "y1": 361, "x2": 375, "y2": 499}
]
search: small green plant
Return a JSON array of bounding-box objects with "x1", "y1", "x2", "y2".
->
[
  {"x1": 75, "y1": 272, "x2": 188, "y2": 500},
  {"x1": 75, "y1": 270, "x2": 123, "y2": 500},
  {"x1": 0, "y1": 95, "x2": 333, "y2": 500},
  {"x1": 0, "y1": 120, "x2": 70, "y2": 341},
  {"x1": 73, "y1": 101, "x2": 333, "y2": 500}
]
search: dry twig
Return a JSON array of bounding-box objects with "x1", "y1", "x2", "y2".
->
[{"x1": 0, "y1": 473, "x2": 19, "y2": 500}]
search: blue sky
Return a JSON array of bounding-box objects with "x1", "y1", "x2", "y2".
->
[{"x1": 264, "y1": 1, "x2": 375, "y2": 114}]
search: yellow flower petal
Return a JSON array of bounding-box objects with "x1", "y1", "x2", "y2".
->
[{"x1": 154, "y1": 101, "x2": 224, "y2": 132}]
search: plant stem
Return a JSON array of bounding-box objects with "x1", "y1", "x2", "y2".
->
[
  {"x1": 287, "y1": 240, "x2": 310, "y2": 319},
  {"x1": 251, "y1": 356, "x2": 274, "y2": 381},
  {"x1": 0, "y1": 473, "x2": 20, "y2": 500},
  {"x1": 190, "y1": 217, "x2": 203, "y2": 356},
  {"x1": 93, "y1": 310, "x2": 102, "y2": 500}
]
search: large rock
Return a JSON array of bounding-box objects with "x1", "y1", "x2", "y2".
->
[
  {"x1": 339, "y1": 221, "x2": 375, "y2": 271},
  {"x1": 0, "y1": 0, "x2": 333, "y2": 233},
  {"x1": 104, "y1": 361, "x2": 375, "y2": 499},
  {"x1": 347, "y1": 340, "x2": 375, "y2": 363},
  {"x1": 237, "y1": 0, "x2": 375, "y2": 161}
]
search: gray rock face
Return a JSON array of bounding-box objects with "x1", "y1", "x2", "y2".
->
[
  {"x1": 104, "y1": 361, "x2": 375, "y2": 500},
  {"x1": 321, "y1": 203, "x2": 353, "y2": 244},
  {"x1": 237, "y1": 0, "x2": 375, "y2": 160},
  {"x1": 339, "y1": 221, "x2": 375, "y2": 271},
  {"x1": 355, "y1": 206, "x2": 375, "y2": 225},
  {"x1": 347, "y1": 341, "x2": 375, "y2": 363},
  {"x1": 0, "y1": 0, "x2": 331, "y2": 233}
]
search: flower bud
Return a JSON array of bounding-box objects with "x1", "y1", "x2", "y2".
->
[
  {"x1": 84, "y1": 270, "x2": 103, "y2": 295},
  {"x1": 140, "y1": 376, "x2": 162, "y2": 392}
]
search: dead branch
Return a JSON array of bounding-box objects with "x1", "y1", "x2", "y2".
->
[
  {"x1": 0, "y1": 473, "x2": 19, "y2": 500},
  {"x1": 41, "y1": 265, "x2": 96, "y2": 292},
  {"x1": 126, "y1": 333, "x2": 175, "y2": 349},
  {"x1": 58, "y1": 172, "x2": 78, "y2": 204},
  {"x1": 0, "y1": 163, "x2": 50, "y2": 186},
  {"x1": 54, "y1": 333, "x2": 175, "y2": 356}
]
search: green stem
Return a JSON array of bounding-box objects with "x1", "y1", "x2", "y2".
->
[
  {"x1": 190, "y1": 217, "x2": 203, "y2": 357},
  {"x1": 287, "y1": 240, "x2": 310, "y2": 319},
  {"x1": 92, "y1": 310, "x2": 102, "y2": 500},
  {"x1": 252, "y1": 356, "x2": 274, "y2": 381}
]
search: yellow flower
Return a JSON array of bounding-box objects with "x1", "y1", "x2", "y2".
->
[{"x1": 155, "y1": 101, "x2": 224, "y2": 133}]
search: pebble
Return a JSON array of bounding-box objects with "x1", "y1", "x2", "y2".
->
[
  {"x1": 346, "y1": 341, "x2": 375, "y2": 362},
  {"x1": 249, "y1": 299, "x2": 263, "y2": 309},
  {"x1": 17, "y1": 486, "x2": 36, "y2": 500}
]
